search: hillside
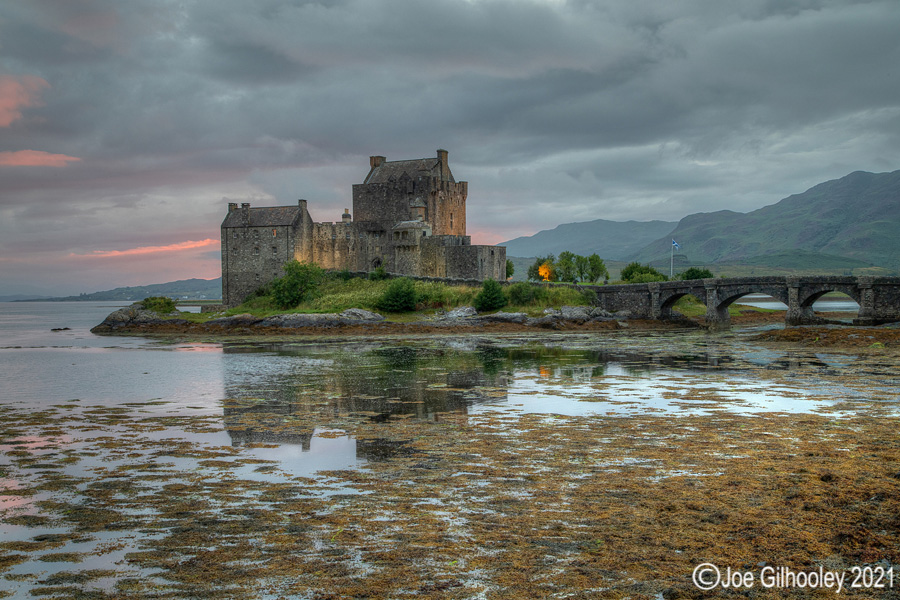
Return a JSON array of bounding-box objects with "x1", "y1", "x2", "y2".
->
[
  {"x1": 633, "y1": 169, "x2": 900, "y2": 271},
  {"x1": 500, "y1": 219, "x2": 676, "y2": 259},
  {"x1": 31, "y1": 278, "x2": 222, "y2": 302}
]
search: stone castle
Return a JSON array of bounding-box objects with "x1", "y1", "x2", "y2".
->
[{"x1": 221, "y1": 150, "x2": 507, "y2": 306}]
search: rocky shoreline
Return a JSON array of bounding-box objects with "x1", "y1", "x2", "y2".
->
[{"x1": 90, "y1": 302, "x2": 688, "y2": 336}]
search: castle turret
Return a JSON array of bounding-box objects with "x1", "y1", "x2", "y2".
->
[{"x1": 437, "y1": 149, "x2": 449, "y2": 181}]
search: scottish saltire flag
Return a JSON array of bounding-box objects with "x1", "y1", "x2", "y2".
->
[{"x1": 672, "y1": 239, "x2": 681, "y2": 250}]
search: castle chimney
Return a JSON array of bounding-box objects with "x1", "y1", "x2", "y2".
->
[
  {"x1": 298, "y1": 199, "x2": 308, "y2": 223},
  {"x1": 240, "y1": 203, "x2": 250, "y2": 227},
  {"x1": 437, "y1": 149, "x2": 448, "y2": 181},
  {"x1": 370, "y1": 156, "x2": 385, "y2": 169},
  {"x1": 228, "y1": 202, "x2": 238, "y2": 212},
  {"x1": 342, "y1": 208, "x2": 351, "y2": 223}
]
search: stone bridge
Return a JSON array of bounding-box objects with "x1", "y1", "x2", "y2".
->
[{"x1": 586, "y1": 276, "x2": 900, "y2": 329}]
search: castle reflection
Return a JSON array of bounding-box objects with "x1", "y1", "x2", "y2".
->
[{"x1": 218, "y1": 338, "x2": 751, "y2": 455}]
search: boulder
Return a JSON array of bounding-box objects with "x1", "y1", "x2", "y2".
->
[
  {"x1": 476, "y1": 311, "x2": 528, "y2": 324},
  {"x1": 258, "y1": 313, "x2": 341, "y2": 328},
  {"x1": 527, "y1": 315, "x2": 564, "y2": 329},
  {"x1": 207, "y1": 313, "x2": 263, "y2": 327},
  {"x1": 444, "y1": 306, "x2": 478, "y2": 319},
  {"x1": 589, "y1": 307, "x2": 614, "y2": 319},
  {"x1": 560, "y1": 306, "x2": 591, "y2": 321},
  {"x1": 90, "y1": 302, "x2": 178, "y2": 332},
  {"x1": 340, "y1": 308, "x2": 385, "y2": 322}
]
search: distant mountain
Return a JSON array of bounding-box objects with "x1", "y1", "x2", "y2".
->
[
  {"x1": 30, "y1": 278, "x2": 222, "y2": 302},
  {"x1": 500, "y1": 219, "x2": 676, "y2": 259},
  {"x1": 0, "y1": 294, "x2": 54, "y2": 302},
  {"x1": 633, "y1": 170, "x2": 900, "y2": 270}
]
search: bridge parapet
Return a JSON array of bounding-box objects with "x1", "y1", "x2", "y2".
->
[{"x1": 587, "y1": 275, "x2": 900, "y2": 329}]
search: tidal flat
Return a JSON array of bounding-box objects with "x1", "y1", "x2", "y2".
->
[{"x1": 1, "y1": 328, "x2": 899, "y2": 599}]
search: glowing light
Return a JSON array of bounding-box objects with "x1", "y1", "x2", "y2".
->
[
  {"x1": 0, "y1": 150, "x2": 81, "y2": 167},
  {"x1": 71, "y1": 238, "x2": 219, "y2": 258},
  {"x1": 538, "y1": 262, "x2": 552, "y2": 281}
]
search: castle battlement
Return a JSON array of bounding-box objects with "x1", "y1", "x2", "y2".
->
[{"x1": 220, "y1": 150, "x2": 506, "y2": 306}]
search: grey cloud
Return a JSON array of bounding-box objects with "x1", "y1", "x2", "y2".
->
[{"x1": 1, "y1": 0, "x2": 899, "y2": 293}]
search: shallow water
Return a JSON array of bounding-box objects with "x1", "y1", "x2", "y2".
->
[{"x1": 1, "y1": 302, "x2": 899, "y2": 597}]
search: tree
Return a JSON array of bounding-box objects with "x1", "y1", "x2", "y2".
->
[
  {"x1": 586, "y1": 254, "x2": 608, "y2": 283},
  {"x1": 527, "y1": 255, "x2": 556, "y2": 282},
  {"x1": 679, "y1": 267, "x2": 714, "y2": 280},
  {"x1": 621, "y1": 262, "x2": 666, "y2": 283},
  {"x1": 506, "y1": 259, "x2": 515, "y2": 280},
  {"x1": 376, "y1": 277, "x2": 418, "y2": 312},
  {"x1": 271, "y1": 261, "x2": 324, "y2": 309},
  {"x1": 556, "y1": 251, "x2": 577, "y2": 283},
  {"x1": 574, "y1": 254, "x2": 590, "y2": 282},
  {"x1": 473, "y1": 279, "x2": 507, "y2": 311}
]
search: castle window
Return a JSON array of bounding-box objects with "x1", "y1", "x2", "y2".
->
[
  {"x1": 233, "y1": 231, "x2": 238, "y2": 239},
  {"x1": 272, "y1": 246, "x2": 278, "y2": 255},
  {"x1": 253, "y1": 247, "x2": 260, "y2": 255},
  {"x1": 450, "y1": 213, "x2": 454, "y2": 228},
  {"x1": 272, "y1": 229, "x2": 277, "y2": 237}
]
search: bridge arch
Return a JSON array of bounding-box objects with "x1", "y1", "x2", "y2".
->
[
  {"x1": 798, "y1": 285, "x2": 861, "y2": 308},
  {"x1": 659, "y1": 291, "x2": 705, "y2": 319},
  {"x1": 590, "y1": 276, "x2": 900, "y2": 328}
]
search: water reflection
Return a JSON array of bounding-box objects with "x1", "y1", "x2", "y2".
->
[
  {"x1": 220, "y1": 339, "x2": 870, "y2": 444},
  {"x1": 215, "y1": 337, "x2": 899, "y2": 470}
]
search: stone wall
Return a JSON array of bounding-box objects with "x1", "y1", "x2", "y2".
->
[
  {"x1": 222, "y1": 223, "x2": 298, "y2": 306},
  {"x1": 352, "y1": 177, "x2": 467, "y2": 237}
]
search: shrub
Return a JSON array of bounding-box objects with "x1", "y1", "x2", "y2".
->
[
  {"x1": 141, "y1": 296, "x2": 176, "y2": 314},
  {"x1": 580, "y1": 287, "x2": 598, "y2": 305},
  {"x1": 679, "y1": 267, "x2": 714, "y2": 280},
  {"x1": 473, "y1": 279, "x2": 507, "y2": 312},
  {"x1": 629, "y1": 272, "x2": 668, "y2": 284},
  {"x1": 271, "y1": 261, "x2": 325, "y2": 309},
  {"x1": 621, "y1": 262, "x2": 667, "y2": 283},
  {"x1": 506, "y1": 281, "x2": 536, "y2": 305},
  {"x1": 376, "y1": 277, "x2": 418, "y2": 312},
  {"x1": 368, "y1": 265, "x2": 387, "y2": 281},
  {"x1": 505, "y1": 259, "x2": 515, "y2": 279}
]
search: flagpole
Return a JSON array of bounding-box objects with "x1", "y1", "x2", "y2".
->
[{"x1": 670, "y1": 242, "x2": 674, "y2": 279}]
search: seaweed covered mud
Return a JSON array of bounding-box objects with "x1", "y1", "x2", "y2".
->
[{"x1": 2, "y1": 329, "x2": 900, "y2": 598}]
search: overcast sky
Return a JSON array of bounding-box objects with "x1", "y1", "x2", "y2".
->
[{"x1": 1, "y1": 0, "x2": 898, "y2": 295}]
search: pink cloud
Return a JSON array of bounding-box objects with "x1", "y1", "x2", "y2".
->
[
  {"x1": 0, "y1": 75, "x2": 49, "y2": 127},
  {"x1": 72, "y1": 238, "x2": 220, "y2": 258},
  {"x1": 0, "y1": 150, "x2": 81, "y2": 167}
]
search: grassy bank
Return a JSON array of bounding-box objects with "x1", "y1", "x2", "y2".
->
[
  {"x1": 176, "y1": 276, "x2": 594, "y2": 323},
  {"x1": 168, "y1": 274, "x2": 779, "y2": 325}
]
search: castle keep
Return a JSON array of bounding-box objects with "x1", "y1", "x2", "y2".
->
[{"x1": 221, "y1": 150, "x2": 507, "y2": 306}]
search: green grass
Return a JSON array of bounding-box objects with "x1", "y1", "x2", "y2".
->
[
  {"x1": 669, "y1": 294, "x2": 780, "y2": 318},
  {"x1": 174, "y1": 277, "x2": 591, "y2": 322}
]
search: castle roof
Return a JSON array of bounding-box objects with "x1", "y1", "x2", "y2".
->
[
  {"x1": 364, "y1": 157, "x2": 455, "y2": 184},
  {"x1": 221, "y1": 206, "x2": 301, "y2": 228}
]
